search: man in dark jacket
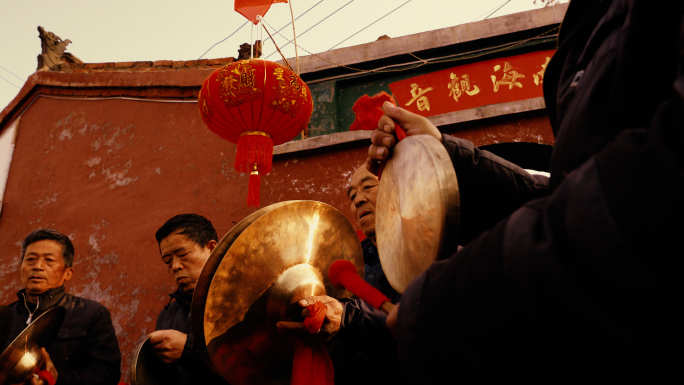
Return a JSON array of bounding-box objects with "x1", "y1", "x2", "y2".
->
[
  {"x1": 151, "y1": 213, "x2": 229, "y2": 384},
  {"x1": 277, "y1": 165, "x2": 405, "y2": 385},
  {"x1": 2, "y1": 228, "x2": 121, "y2": 385},
  {"x1": 367, "y1": 0, "x2": 682, "y2": 382}
]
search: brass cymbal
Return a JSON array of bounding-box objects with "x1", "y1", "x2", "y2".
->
[
  {"x1": 0, "y1": 305, "x2": 11, "y2": 346},
  {"x1": 192, "y1": 200, "x2": 294, "y2": 374},
  {"x1": 376, "y1": 134, "x2": 460, "y2": 293},
  {"x1": 130, "y1": 337, "x2": 176, "y2": 385},
  {"x1": 0, "y1": 306, "x2": 65, "y2": 385},
  {"x1": 200, "y1": 200, "x2": 363, "y2": 385}
]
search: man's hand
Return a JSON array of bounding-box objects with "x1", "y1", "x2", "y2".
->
[
  {"x1": 366, "y1": 102, "x2": 442, "y2": 175},
  {"x1": 148, "y1": 330, "x2": 187, "y2": 364},
  {"x1": 276, "y1": 296, "x2": 343, "y2": 343},
  {"x1": 386, "y1": 302, "x2": 400, "y2": 338},
  {"x1": 24, "y1": 348, "x2": 57, "y2": 385}
]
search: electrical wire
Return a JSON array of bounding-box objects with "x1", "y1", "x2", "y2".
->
[
  {"x1": 327, "y1": 0, "x2": 412, "y2": 51},
  {"x1": 484, "y1": 0, "x2": 512, "y2": 20},
  {"x1": 471, "y1": 0, "x2": 513, "y2": 22},
  {"x1": 198, "y1": 20, "x2": 250, "y2": 60},
  {"x1": 264, "y1": 0, "x2": 326, "y2": 46},
  {"x1": 0, "y1": 65, "x2": 25, "y2": 82},
  {"x1": 0, "y1": 74, "x2": 21, "y2": 89},
  {"x1": 280, "y1": 26, "x2": 558, "y2": 85},
  {"x1": 265, "y1": 0, "x2": 355, "y2": 59}
]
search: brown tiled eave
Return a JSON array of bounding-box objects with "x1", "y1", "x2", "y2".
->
[{"x1": 0, "y1": 57, "x2": 236, "y2": 130}]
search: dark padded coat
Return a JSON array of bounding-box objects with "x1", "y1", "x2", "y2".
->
[
  {"x1": 156, "y1": 288, "x2": 230, "y2": 385},
  {"x1": 395, "y1": 0, "x2": 683, "y2": 383},
  {"x1": 331, "y1": 238, "x2": 404, "y2": 385},
  {"x1": 3, "y1": 286, "x2": 121, "y2": 385}
]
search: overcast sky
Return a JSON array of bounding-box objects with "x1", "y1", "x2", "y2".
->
[{"x1": 0, "y1": 0, "x2": 566, "y2": 111}]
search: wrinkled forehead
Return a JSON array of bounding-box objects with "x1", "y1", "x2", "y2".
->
[
  {"x1": 23, "y1": 239, "x2": 65, "y2": 259},
  {"x1": 347, "y1": 167, "x2": 378, "y2": 195}
]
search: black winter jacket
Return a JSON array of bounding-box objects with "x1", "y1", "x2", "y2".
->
[
  {"x1": 3, "y1": 286, "x2": 121, "y2": 385},
  {"x1": 156, "y1": 288, "x2": 229, "y2": 385},
  {"x1": 395, "y1": 0, "x2": 683, "y2": 383},
  {"x1": 330, "y1": 238, "x2": 405, "y2": 385}
]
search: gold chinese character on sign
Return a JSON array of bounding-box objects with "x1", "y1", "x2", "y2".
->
[
  {"x1": 533, "y1": 57, "x2": 551, "y2": 86},
  {"x1": 491, "y1": 62, "x2": 525, "y2": 92},
  {"x1": 448, "y1": 73, "x2": 480, "y2": 102},
  {"x1": 405, "y1": 83, "x2": 434, "y2": 111}
]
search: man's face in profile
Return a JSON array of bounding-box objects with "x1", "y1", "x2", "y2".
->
[{"x1": 348, "y1": 166, "x2": 380, "y2": 244}]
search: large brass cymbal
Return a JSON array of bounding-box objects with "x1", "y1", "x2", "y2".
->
[
  {"x1": 130, "y1": 337, "x2": 176, "y2": 385},
  {"x1": 202, "y1": 200, "x2": 363, "y2": 385},
  {"x1": 376, "y1": 134, "x2": 460, "y2": 293},
  {"x1": 192, "y1": 200, "x2": 294, "y2": 374},
  {"x1": 0, "y1": 306, "x2": 65, "y2": 385},
  {"x1": 0, "y1": 306, "x2": 11, "y2": 346}
]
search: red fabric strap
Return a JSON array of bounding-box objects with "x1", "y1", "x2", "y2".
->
[
  {"x1": 37, "y1": 370, "x2": 56, "y2": 385},
  {"x1": 349, "y1": 92, "x2": 406, "y2": 179},
  {"x1": 302, "y1": 302, "x2": 326, "y2": 334},
  {"x1": 292, "y1": 302, "x2": 334, "y2": 385},
  {"x1": 292, "y1": 341, "x2": 334, "y2": 385},
  {"x1": 328, "y1": 259, "x2": 390, "y2": 309}
]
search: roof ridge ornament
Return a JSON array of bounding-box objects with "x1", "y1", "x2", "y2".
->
[{"x1": 37, "y1": 26, "x2": 83, "y2": 71}]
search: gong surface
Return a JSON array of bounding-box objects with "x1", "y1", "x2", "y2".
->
[
  {"x1": 192, "y1": 200, "x2": 294, "y2": 373},
  {"x1": 0, "y1": 306, "x2": 65, "y2": 385},
  {"x1": 201, "y1": 200, "x2": 363, "y2": 385},
  {"x1": 130, "y1": 337, "x2": 176, "y2": 385},
  {"x1": 376, "y1": 134, "x2": 460, "y2": 293}
]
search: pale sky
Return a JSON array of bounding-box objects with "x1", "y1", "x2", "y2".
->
[{"x1": 0, "y1": 0, "x2": 565, "y2": 111}]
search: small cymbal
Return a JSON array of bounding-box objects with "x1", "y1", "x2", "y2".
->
[
  {"x1": 376, "y1": 134, "x2": 460, "y2": 293},
  {"x1": 200, "y1": 200, "x2": 363, "y2": 385},
  {"x1": 0, "y1": 306, "x2": 65, "y2": 385},
  {"x1": 130, "y1": 337, "x2": 176, "y2": 385}
]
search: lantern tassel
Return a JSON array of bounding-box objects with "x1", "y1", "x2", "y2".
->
[
  {"x1": 236, "y1": 131, "x2": 274, "y2": 174},
  {"x1": 248, "y1": 164, "x2": 261, "y2": 207}
]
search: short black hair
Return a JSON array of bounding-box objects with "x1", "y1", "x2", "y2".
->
[
  {"x1": 22, "y1": 228, "x2": 75, "y2": 267},
  {"x1": 155, "y1": 214, "x2": 218, "y2": 250}
]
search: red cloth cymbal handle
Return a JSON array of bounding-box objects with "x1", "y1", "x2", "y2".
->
[
  {"x1": 328, "y1": 260, "x2": 391, "y2": 311},
  {"x1": 302, "y1": 302, "x2": 326, "y2": 334},
  {"x1": 292, "y1": 302, "x2": 334, "y2": 385},
  {"x1": 37, "y1": 370, "x2": 56, "y2": 385}
]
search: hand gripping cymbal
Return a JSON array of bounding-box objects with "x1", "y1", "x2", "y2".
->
[
  {"x1": 0, "y1": 306, "x2": 65, "y2": 385},
  {"x1": 376, "y1": 134, "x2": 460, "y2": 293},
  {"x1": 192, "y1": 200, "x2": 364, "y2": 385}
]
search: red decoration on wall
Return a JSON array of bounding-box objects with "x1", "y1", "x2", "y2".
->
[
  {"x1": 234, "y1": 0, "x2": 289, "y2": 24},
  {"x1": 198, "y1": 59, "x2": 313, "y2": 207},
  {"x1": 389, "y1": 50, "x2": 555, "y2": 118}
]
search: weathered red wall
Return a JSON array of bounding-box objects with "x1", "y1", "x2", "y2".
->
[
  {"x1": 0, "y1": 89, "x2": 553, "y2": 383},
  {"x1": 0, "y1": 95, "x2": 370, "y2": 381}
]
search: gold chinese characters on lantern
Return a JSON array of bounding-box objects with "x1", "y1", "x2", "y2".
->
[{"x1": 198, "y1": 59, "x2": 313, "y2": 207}]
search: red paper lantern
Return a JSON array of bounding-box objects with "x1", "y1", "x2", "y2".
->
[{"x1": 198, "y1": 59, "x2": 313, "y2": 207}]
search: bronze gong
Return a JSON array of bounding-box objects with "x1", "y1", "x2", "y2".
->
[
  {"x1": 195, "y1": 200, "x2": 363, "y2": 385},
  {"x1": 376, "y1": 134, "x2": 460, "y2": 293},
  {"x1": 191, "y1": 200, "x2": 294, "y2": 374},
  {"x1": 129, "y1": 337, "x2": 176, "y2": 385},
  {"x1": 0, "y1": 306, "x2": 65, "y2": 385}
]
